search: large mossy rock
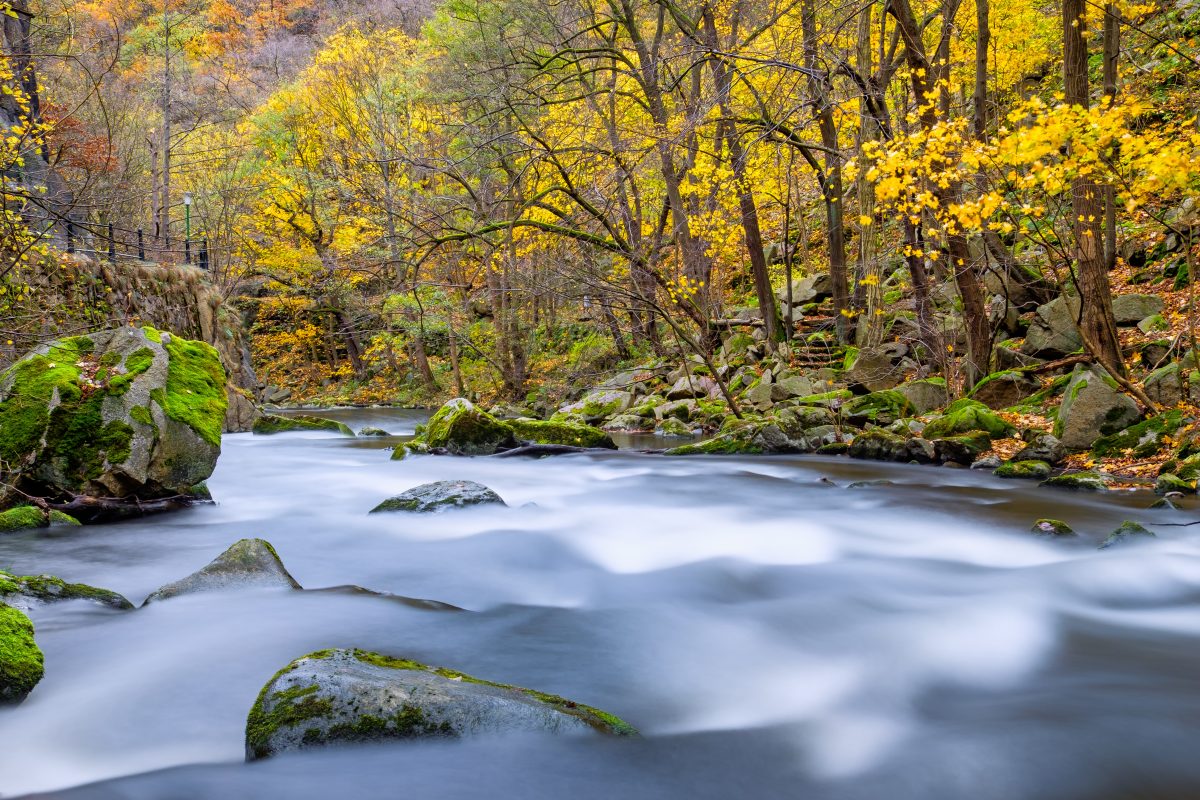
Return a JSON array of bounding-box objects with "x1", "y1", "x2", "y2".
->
[
  {"x1": 896, "y1": 378, "x2": 949, "y2": 414},
  {"x1": 664, "y1": 419, "x2": 796, "y2": 455},
  {"x1": 969, "y1": 370, "x2": 1040, "y2": 410},
  {"x1": 420, "y1": 399, "x2": 517, "y2": 455},
  {"x1": 843, "y1": 390, "x2": 915, "y2": 426},
  {"x1": 252, "y1": 413, "x2": 354, "y2": 436},
  {"x1": 0, "y1": 603, "x2": 44, "y2": 704},
  {"x1": 844, "y1": 346, "x2": 905, "y2": 392},
  {"x1": 1091, "y1": 411, "x2": 1188, "y2": 459},
  {"x1": 0, "y1": 327, "x2": 226, "y2": 512},
  {"x1": 143, "y1": 538, "x2": 301, "y2": 605},
  {"x1": 848, "y1": 428, "x2": 908, "y2": 461},
  {"x1": 508, "y1": 419, "x2": 616, "y2": 449},
  {"x1": 1054, "y1": 366, "x2": 1142, "y2": 450},
  {"x1": 370, "y1": 480, "x2": 506, "y2": 513},
  {"x1": 554, "y1": 390, "x2": 633, "y2": 424},
  {"x1": 922, "y1": 399, "x2": 1015, "y2": 440},
  {"x1": 246, "y1": 648, "x2": 636, "y2": 760},
  {"x1": 0, "y1": 569, "x2": 132, "y2": 610},
  {"x1": 0, "y1": 506, "x2": 79, "y2": 533},
  {"x1": 1144, "y1": 351, "x2": 1199, "y2": 407},
  {"x1": 1099, "y1": 521, "x2": 1156, "y2": 549},
  {"x1": 1040, "y1": 471, "x2": 1111, "y2": 492}
]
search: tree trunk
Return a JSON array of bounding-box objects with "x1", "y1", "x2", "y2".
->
[
  {"x1": 1102, "y1": 2, "x2": 1120, "y2": 270},
  {"x1": 1064, "y1": 0, "x2": 1125, "y2": 376},
  {"x1": 974, "y1": 0, "x2": 990, "y2": 138}
]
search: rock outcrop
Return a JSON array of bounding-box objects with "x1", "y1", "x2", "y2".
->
[
  {"x1": 0, "y1": 569, "x2": 133, "y2": 610},
  {"x1": 245, "y1": 648, "x2": 636, "y2": 760},
  {"x1": 0, "y1": 327, "x2": 226, "y2": 519},
  {"x1": 143, "y1": 539, "x2": 300, "y2": 604}
]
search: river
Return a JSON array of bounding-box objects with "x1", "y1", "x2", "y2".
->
[{"x1": 2, "y1": 408, "x2": 1199, "y2": 799}]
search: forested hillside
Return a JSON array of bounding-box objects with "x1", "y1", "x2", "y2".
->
[{"x1": 2, "y1": 0, "x2": 1199, "y2": 458}]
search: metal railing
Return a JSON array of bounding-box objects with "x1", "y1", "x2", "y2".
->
[{"x1": 61, "y1": 219, "x2": 213, "y2": 271}]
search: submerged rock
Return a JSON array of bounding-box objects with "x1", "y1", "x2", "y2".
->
[
  {"x1": 0, "y1": 603, "x2": 43, "y2": 704},
  {"x1": 994, "y1": 460, "x2": 1052, "y2": 480},
  {"x1": 1040, "y1": 471, "x2": 1111, "y2": 492},
  {"x1": 1099, "y1": 521, "x2": 1156, "y2": 549},
  {"x1": 143, "y1": 538, "x2": 301, "y2": 604},
  {"x1": 0, "y1": 327, "x2": 226, "y2": 517},
  {"x1": 252, "y1": 413, "x2": 354, "y2": 436},
  {"x1": 245, "y1": 648, "x2": 637, "y2": 760},
  {"x1": 0, "y1": 569, "x2": 133, "y2": 610},
  {"x1": 1031, "y1": 518, "x2": 1076, "y2": 537},
  {"x1": 357, "y1": 427, "x2": 390, "y2": 437},
  {"x1": 370, "y1": 480, "x2": 505, "y2": 513}
]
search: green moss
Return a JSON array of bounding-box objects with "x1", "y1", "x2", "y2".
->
[
  {"x1": 159, "y1": 335, "x2": 228, "y2": 447},
  {"x1": 844, "y1": 390, "x2": 915, "y2": 425},
  {"x1": 0, "y1": 337, "x2": 90, "y2": 469},
  {"x1": 1099, "y1": 520, "x2": 1156, "y2": 549},
  {"x1": 1154, "y1": 473, "x2": 1195, "y2": 495},
  {"x1": 0, "y1": 603, "x2": 44, "y2": 703},
  {"x1": 994, "y1": 460, "x2": 1052, "y2": 480},
  {"x1": 48, "y1": 510, "x2": 80, "y2": 526},
  {"x1": 664, "y1": 431, "x2": 764, "y2": 455},
  {"x1": 0, "y1": 506, "x2": 46, "y2": 533},
  {"x1": 922, "y1": 399, "x2": 1015, "y2": 440},
  {"x1": 418, "y1": 399, "x2": 515, "y2": 454},
  {"x1": 794, "y1": 390, "x2": 854, "y2": 407},
  {"x1": 508, "y1": 419, "x2": 616, "y2": 449},
  {"x1": 245, "y1": 681, "x2": 335, "y2": 760},
  {"x1": 252, "y1": 413, "x2": 354, "y2": 436},
  {"x1": 0, "y1": 569, "x2": 133, "y2": 609},
  {"x1": 1040, "y1": 471, "x2": 1111, "y2": 492},
  {"x1": 129, "y1": 405, "x2": 155, "y2": 428},
  {"x1": 1090, "y1": 410, "x2": 1186, "y2": 458}
]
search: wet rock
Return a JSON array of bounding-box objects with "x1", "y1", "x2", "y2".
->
[
  {"x1": 1031, "y1": 519, "x2": 1076, "y2": 537},
  {"x1": 602, "y1": 413, "x2": 651, "y2": 432},
  {"x1": 370, "y1": 480, "x2": 506, "y2": 514},
  {"x1": 994, "y1": 460, "x2": 1052, "y2": 480},
  {"x1": 847, "y1": 479, "x2": 895, "y2": 489},
  {"x1": 848, "y1": 428, "x2": 908, "y2": 462},
  {"x1": 971, "y1": 455, "x2": 1002, "y2": 470},
  {"x1": 657, "y1": 418, "x2": 695, "y2": 437},
  {"x1": 0, "y1": 327, "x2": 226, "y2": 515},
  {"x1": 0, "y1": 506, "x2": 79, "y2": 533},
  {"x1": 1040, "y1": 471, "x2": 1111, "y2": 492},
  {"x1": 143, "y1": 538, "x2": 301, "y2": 604},
  {"x1": 1155, "y1": 473, "x2": 1195, "y2": 495},
  {"x1": 933, "y1": 432, "x2": 992, "y2": 465},
  {"x1": 0, "y1": 603, "x2": 43, "y2": 704},
  {"x1": 555, "y1": 390, "x2": 633, "y2": 423},
  {"x1": 245, "y1": 648, "x2": 637, "y2": 760},
  {"x1": 1055, "y1": 367, "x2": 1141, "y2": 450},
  {"x1": 0, "y1": 569, "x2": 133, "y2": 610},
  {"x1": 1148, "y1": 496, "x2": 1183, "y2": 510},
  {"x1": 1013, "y1": 433, "x2": 1067, "y2": 466},
  {"x1": 253, "y1": 413, "x2": 355, "y2": 436},
  {"x1": 1098, "y1": 521, "x2": 1156, "y2": 549},
  {"x1": 508, "y1": 419, "x2": 615, "y2": 449},
  {"x1": 358, "y1": 427, "x2": 390, "y2": 437},
  {"x1": 419, "y1": 399, "x2": 517, "y2": 455},
  {"x1": 844, "y1": 390, "x2": 915, "y2": 427}
]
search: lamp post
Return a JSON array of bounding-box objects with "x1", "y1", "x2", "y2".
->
[{"x1": 183, "y1": 192, "x2": 193, "y2": 263}]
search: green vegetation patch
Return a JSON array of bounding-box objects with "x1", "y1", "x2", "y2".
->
[
  {"x1": 159, "y1": 334, "x2": 228, "y2": 447},
  {"x1": 922, "y1": 398, "x2": 1015, "y2": 440},
  {"x1": 0, "y1": 603, "x2": 44, "y2": 703},
  {"x1": 994, "y1": 460, "x2": 1052, "y2": 480},
  {"x1": 0, "y1": 506, "x2": 46, "y2": 533},
  {"x1": 508, "y1": 418, "x2": 615, "y2": 449},
  {"x1": 1091, "y1": 410, "x2": 1188, "y2": 459}
]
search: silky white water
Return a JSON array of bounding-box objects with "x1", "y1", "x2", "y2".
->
[{"x1": 2, "y1": 408, "x2": 1199, "y2": 799}]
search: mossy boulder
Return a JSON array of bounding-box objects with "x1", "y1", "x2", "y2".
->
[
  {"x1": 1031, "y1": 519, "x2": 1076, "y2": 537},
  {"x1": 843, "y1": 390, "x2": 915, "y2": 426},
  {"x1": 370, "y1": 480, "x2": 506, "y2": 513},
  {"x1": 1144, "y1": 360, "x2": 1199, "y2": 407},
  {"x1": 0, "y1": 328, "x2": 226, "y2": 515},
  {"x1": 656, "y1": 417, "x2": 694, "y2": 437},
  {"x1": 0, "y1": 569, "x2": 133, "y2": 610},
  {"x1": 922, "y1": 399, "x2": 1015, "y2": 440},
  {"x1": 1154, "y1": 473, "x2": 1195, "y2": 495},
  {"x1": 1040, "y1": 471, "x2": 1111, "y2": 492},
  {"x1": 1054, "y1": 366, "x2": 1142, "y2": 450},
  {"x1": 968, "y1": 370, "x2": 1040, "y2": 410},
  {"x1": 1091, "y1": 411, "x2": 1188, "y2": 459},
  {"x1": 793, "y1": 389, "x2": 854, "y2": 407},
  {"x1": 896, "y1": 377, "x2": 949, "y2": 414},
  {"x1": 252, "y1": 413, "x2": 354, "y2": 436},
  {"x1": 994, "y1": 460, "x2": 1052, "y2": 480},
  {"x1": 554, "y1": 390, "x2": 633, "y2": 424},
  {"x1": 508, "y1": 419, "x2": 616, "y2": 449},
  {"x1": 0, "y1": 506, "x2": 75, "y2": 533},
  {"x1": 848, "y1": 428, "x2": 908, "y2": 462},
  {"x1": 0, "y1": 602, "x2": 43, "y2": 704},
  {"x1": 418, "y1": 399, "x2": 517, "y2": 455},
  {"x1": 1099, "y1": 521, "x2": 1156, "y2": 549},
  {"x1": 143, "y1": 538, "x2": 301, "y2": 605},
  {"x1": 357, "y1": 427, "x2": 390, "y2": 437},
  {"x1": 1013, "y1": 433, "x2": 1067, "y2": 466},
  {"x1": 664, "y1": 420, "x2": 795, "y2": 455},
  {"x1": 246, "y1": 648, "x2": 636, "y2": 760}
]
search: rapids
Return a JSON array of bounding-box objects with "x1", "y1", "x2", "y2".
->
[{"x1": 2, "y1": 408, "x2": 1199, "y2": 799}]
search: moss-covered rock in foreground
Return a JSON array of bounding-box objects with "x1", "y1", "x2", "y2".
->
[
  {"x1": 1031, "y1": 519, "x2": 1076, "y2": 537},
  {"x1": 1099, "y1": 521, "x2": 1156, "y2": 549},
  {"x1": 0, "y1": 602, "x2": 44, "y2": 704},
  {"x1": 246, "y1": 648, "x2": 637, "y2": 760},
  {"x1": 252, "y1": 413, "x2": 354, "y2": 436},
  {"x1": 0, "y1": 569, "x2": 133, "y2": 610},
  {"x1": 143, "y1": 538, "x2": 302, "y2": 605},
  {"x1": 0, "y1": 327, "x2": 226, "y2": 515},
  {"x1": 921, "y1": 399, "x2": 1015, "y2": 440},
  {"x1": 417, "y1": 398, "x2": 517, "y2": 455}
]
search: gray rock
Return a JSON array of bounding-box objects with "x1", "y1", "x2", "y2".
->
[
  {"x1": 1014, "y1": 433, "x2": 1068, "y2": 465},
  {"x1": 971, "y1": 455, "x2": 1002, "y2": 470},
  {"x1": 0, "y1": 327, "x2": 225, "y2": 514},
  {"x1": 666, "y1": 375, "x2": 716, "y2": 400},
  {"x1": 971, "y1": 371, "x2": 1040, "y2": 409},
  {"x1": 777, "y1": 375, "x2": 814, "y2": 398},
  {"x1": 246, "y1": 649, "x2": 636, "y2": 760},
  {"x1": 848, "y1": 429, "x2": 908, "y2": 461},
  {"x1": 1055, "y1": 366, "x2": 1141, "y2": 450},
  {"x1": 1111, "y1": 294, "x2": 1164, "y2": 324},
  {"x1": 1098, "y1": 521, "x2": 1157, "y2": 549},
  {"x1": 845, "y1": 347, "x2": 905, "y2": 392},
  {"x1": 776, "y1": 272, "x2": 832, "y2": 306},
  {"x1": 0, "y1": 569, "x2": 133, "y2": 611},
  {"x1": 602, "y1": 413, "x2": 651, "y2": 432},
  {"x1": 1022, "y1": 296, "x2": 1083, "y2": 358},
  {"x1": 143, "y1": 539, "x2": 300, "y2": 604},
  {"x1": 358, "y1": 427, "x2": 390, "y2": 437},
  {"x1": 1144, "y1": 355, "x2": 1200, "y2": 407},
  {"x1": 896, "y1": 378, "x2": 950, "y2": 414},
  {"x1": 556, "y1": 390, "x2": 633, "y2": 423},
  {"x1": 370, "y1": 480, "x2": 505, "y2": 514}
]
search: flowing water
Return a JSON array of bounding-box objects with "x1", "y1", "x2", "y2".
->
[{"x1": 3, "y1": 408, "x2": 1200, "y2": 799}]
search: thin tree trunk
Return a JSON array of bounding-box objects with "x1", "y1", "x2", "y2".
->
[{"x1": 1102, "y1": 2, "x2": 1120, "y2": 270}]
